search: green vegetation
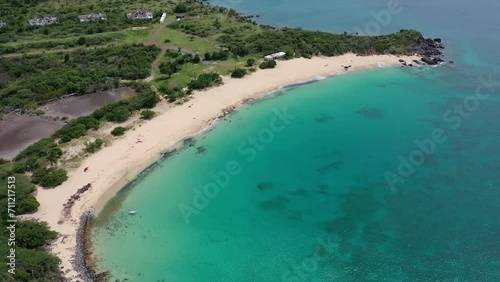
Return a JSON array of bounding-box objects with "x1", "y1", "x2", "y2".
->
[
  {"x1": 0, "y1": 174, "x2": 61, "y2": 281},
  {"x1": 13, "y1": 85, "x2": 160, "y2": 188},
  {"x1": 259, "y1": 60, "x2": 277, "y2": 69},
  {"x1": 111, "y1": 126, "x2": 127, "y2": 136},
  {"x1": 0, "y1": 0, "x2": 162, "y2": 44},
  {"x1": 140, "y1": 110, "x2": 156, "y2": 120},
  {"x1": 0, "y1": 44, "x2": 160, "y2": 110},
  {"x1": 53, "y1": 116, "x2": 100, "y2": 144},
  {"x1": 231, "y1": 68, "x2": 247, "y2": 78},
  {"x1": 188, "y1": 72, "x2": 223, "y2": 90},
  {"x1": 85, "y1": 138, "x2": 104, "y2": 153},
  {"x1": 38, "y1": 168, "x2": 68, "y2": 188},
  {"x1": 246, "y1": 58, "x2": 255, "y2": 66}
]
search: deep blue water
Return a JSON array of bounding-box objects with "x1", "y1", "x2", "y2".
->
[{"x1": 92, "y1": 1, "x2": 500, "y2": 281}]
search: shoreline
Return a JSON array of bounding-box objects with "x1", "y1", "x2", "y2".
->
[{"x1": 25, "y1": 53, "x2": 420, "y2": 280}]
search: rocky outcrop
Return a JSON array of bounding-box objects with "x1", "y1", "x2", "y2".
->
[
  {"x1": 417, "y1": 37, "x2": 445, "y2": 65},
  {"x1": 393, "y1": 35, "x2": 445, "y2": 66}
]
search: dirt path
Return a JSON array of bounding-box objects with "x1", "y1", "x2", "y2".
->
[
  {"x1": 143, "y1": 19, "x2": 196, "y2": 82},
  {"x1": 143, "y1": 21, "x2": 169, "y2": 82}
]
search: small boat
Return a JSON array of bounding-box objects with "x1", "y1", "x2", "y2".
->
[{"x1": 129, "y1": 211, "x2": 137, "y2": 215}]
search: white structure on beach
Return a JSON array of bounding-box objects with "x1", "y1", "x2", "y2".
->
[
  {"x1": 127, "y1": 10, "x2": 154, "y2": 20},
  {"x1": 160, "y1": 13, "x2": 167, "y2": 24},
  {"x1": 29, "y1": 16, "x2": 59, "y2": 26},
  {"x1": 264, "y1": 51, "x2": 286, "y2": 61},
  {"x1": 0, "y1": 21, "x2": 6, "y2": 28},
  {"x1": 79, "y1": 13, "x2": 107, "y2": 23}
]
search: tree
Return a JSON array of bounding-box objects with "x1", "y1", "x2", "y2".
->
[
  {"x1": 174, "y1": 3, "x2": 188, "y2": 13},
  {"x1": 259, "y1": 60, "x2": 277, "y2": 69},
  {"x1": 204, "y1": 51, "x2": 212, "y2": 61},
  {"x1": 111, "y1": 127, "x2": 127, "y2": 136},
  {"x1": 231, "y1": 68, "x2": 247, "y2": 78},
  {"x1": 107, "y1": 105, "x2": 131, "y2": 122},
  {"x1": 77, "y1": 36, "x2": 86, "y2": 45},
  {"x1": 246, "y1": 58, "x2": 255, "y2": 66},
  {"x1": 140, "y1": 110, "x2": 155, "y2": 120},
  {"x1": 192, "y1": 54, "x2": 201, "y2": 64},
  {"x1": 39, "y1": 169, "x2": 68, "y2": 188},
  {"x1": 84, "y1": 139, "x2": 104, "y2": 153},
  {"x1": 16, "y1": 221, "x2": 57, "y2": 249},
  {"x1": 64, "y1": 53, "x2": 70, "y2": 63},
  {"x1": 46, "y1": 148, "x2": 63, "y2": 167}
]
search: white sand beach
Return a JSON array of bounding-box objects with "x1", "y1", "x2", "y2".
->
[{"x1": 25, "y1": 53, "x2": 420, "y2": 279}]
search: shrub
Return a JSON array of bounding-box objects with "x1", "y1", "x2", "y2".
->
[
  {"x1": 111, "y1": 127, "x2": 127, "y2": 136},
  {"x1": 77, "y1": 36, "x2": 86, "y2": 45},
  {"x1": 85, "y1": 139, "x2": 104, "y2": 153},
  {"x1": 174, "y1": 3, "x2": 188, "y2": 13},
  {"x1": 12, "y1": 162, "x2": 27, "y2": 173},
  {"x1": 192, "y1": 54, "x2": 201, "y2": 64},
  {"x1": 246, "y1": 58, "x2": 255, "y2": 66},
  {"x1": 259, "y1": 60, "x2": 277, "y2": 69},
  {"x1": 231, "y1": 68, "x2": 247, "y2": 78},
  {"x1": 140, "y1": 110, "x2": 156, "y2": 120},
  {"x1": 17, "y1": 196, "x2": 40, "y2": 214},
  {"x1": 39, "y1": 169, "x2": 68, "y2": 188},
  {"x1": 188, "y1": 72, "x2": 223, "y2": 90},
  {"x1": 30, "y1": 168, "x2": 46, "y2": 184},
  {"x1": 16, "y1": 221, "x2": 57, "y2": 249},
  {"x1": 106, "y1": 105, "x2": 131, "y2": 122}
]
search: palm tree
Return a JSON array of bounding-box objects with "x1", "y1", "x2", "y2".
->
[{"x1": 46, "y1": 149, "x2": 62, "y2": 167}]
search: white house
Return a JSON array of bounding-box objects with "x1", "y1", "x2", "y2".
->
[
  {"x1": 127, "y1": 11, "x2": 154, "y2": 20},
  {"x1": 29, "y1": 16, "x2": 59, "y2": 26},
  {"x1": 264, "y1": 52, "x2": 286, "y2": 61},
  {"x1": 79, "y1": 13, "x2": 107, "y2": 23}
]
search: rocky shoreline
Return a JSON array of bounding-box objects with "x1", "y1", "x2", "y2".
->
[
  {"x1": 72, "y1": 211, "x2": 107, "y2": 282},
  {"x1": 412, "y1": 36, "x2": 446, "y2": 65}
]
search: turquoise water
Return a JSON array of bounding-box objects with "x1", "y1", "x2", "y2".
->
[{"x1": 92, "y1": 1, "x2": 500, "y2": 281}]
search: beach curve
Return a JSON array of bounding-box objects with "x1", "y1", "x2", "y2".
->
[{"x1": 24, "y1": 53, "x2": 420, "y2": 280}]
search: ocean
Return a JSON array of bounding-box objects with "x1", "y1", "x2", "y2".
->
[{"x1": 91, "y1": 0, "x2": 500, "y2": 281}]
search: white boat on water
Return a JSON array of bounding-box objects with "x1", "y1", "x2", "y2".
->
[{"x1": 129, "y1": 211, "x2": 137, "y2": 215}]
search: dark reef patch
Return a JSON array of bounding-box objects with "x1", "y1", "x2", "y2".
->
[
  {"x1": 183, "y1": 137, "x2": 196, "y2": 147},
  {"x1": 257, "y1": 181, "x2": 273, "y2": 191},
  {"x1": 314, "y1": 113, "x2": 335, "y2": 123},
  {"x1": 196, "y1": 146, "x2": 207, "y2": 155},
  {"x1": 316, "y1": 161, "x2": 343, "y2": 174},
  {"x1": 318, "y1": 183, "x2": 330, "y2": 195},
  {"x1": 258, "y1": 195, "x2": 289, "y2": 212},
  {"x1": 288, "y1": 187, "x2": 308, "y2": 197},
  {"x1": 355, "y1": 108, "x2": 384, "y2": 119}
]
